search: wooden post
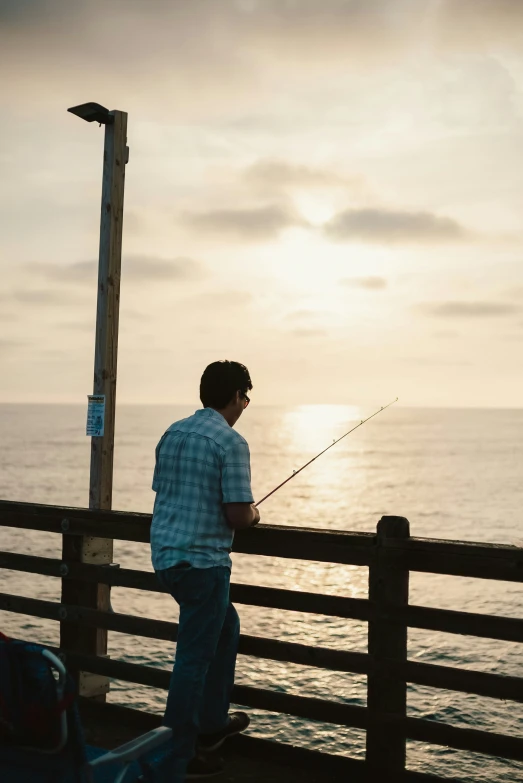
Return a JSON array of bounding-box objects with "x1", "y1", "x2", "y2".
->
[
  {"x1": 61, "y1": 109, "x2": 128, "y2": 699},
  {"x1": 365, "y1": 515, "x2": 410, "y2": 782}
]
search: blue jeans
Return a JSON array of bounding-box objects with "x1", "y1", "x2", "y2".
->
[{"x1": 155, "y1": 564, "x2": 240, "y2": 778}]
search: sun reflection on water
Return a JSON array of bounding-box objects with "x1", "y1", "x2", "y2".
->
[
  {"x1": 275, "y1": 404, "x2": 363, "y2": 503},
  {"x1": 284, "y1": 403, "x2": 362, "y2": 454}
]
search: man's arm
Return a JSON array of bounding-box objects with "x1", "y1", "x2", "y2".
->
[
  {"x1": 224, "y1": 503, "x2": 260, "y2": 530},
  {"x1": 221, "y1": 438, "x2": 258, "y2": 529},
  {"x1": 152, "y1": 433, "x2": 168, "y2": 493}
]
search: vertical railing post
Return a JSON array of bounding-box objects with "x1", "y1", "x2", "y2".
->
[
  {"x1": 366, "y1": 515, "x2": 410, "y2": 781},
  {"x1": 61, "y1": 107, "x2": 128, "y2": 699}
]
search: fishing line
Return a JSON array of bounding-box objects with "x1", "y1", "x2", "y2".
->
[{"x1": 255, "y1": 397, "x2": 398, "y2": 506}]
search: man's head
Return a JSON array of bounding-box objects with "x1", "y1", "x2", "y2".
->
[{"x1": 200, "y1": 360, "x2": 253, "y2": 427}]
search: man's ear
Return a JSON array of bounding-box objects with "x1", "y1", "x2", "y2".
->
[{"x1": 230, "y1": 390, "x2": 240, "y2": 406}]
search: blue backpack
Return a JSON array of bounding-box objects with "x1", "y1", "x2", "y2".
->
[{"x1": 0, "y1": 634, "x2": 74, "y2": 751}]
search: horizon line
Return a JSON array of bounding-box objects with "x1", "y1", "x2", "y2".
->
[{"x1": 0, "y1": 401, "x2": 522, "y2": 411}]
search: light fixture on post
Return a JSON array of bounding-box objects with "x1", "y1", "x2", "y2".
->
[{"x1": 67, "y1": 102, "x2": 114, "y2": 125}]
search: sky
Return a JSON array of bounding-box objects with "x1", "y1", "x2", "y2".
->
[{"x1": 1, "y1": 0, "x2": 522, "y2": 407}]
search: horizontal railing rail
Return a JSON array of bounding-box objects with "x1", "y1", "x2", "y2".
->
[
  {"x1": 2, "y1": 499, "x2": 523, "y2": 579},
  {"x1": 0, "y1": 593, "x2": 370, "y2": 675},
  {"x1": 384, "y1": 536, "x2": 523, "y2": 582},
  {"x1": 0, "y1": 500, "x2": 375, "y2": 565},
  {"x1": 1, "y1": 592, "x2": 522, "y2": 704},
  {"x1": 1, "y1": 551, "x2": 522, "y2": 643},
  {"x1": 1, "y1": 500, "x2": 522, "y2": 782},
  {"x1": 0, "y1": 551, "x2": 372, "y2": 619}
]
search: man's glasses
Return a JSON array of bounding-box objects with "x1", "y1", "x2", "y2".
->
[{"x1": 240, "y1": 391, "x2": 250, "y2": 408}]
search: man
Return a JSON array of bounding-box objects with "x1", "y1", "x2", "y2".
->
[{"x1": 151, "y1": 360, "x2": 260, "y2": 780}]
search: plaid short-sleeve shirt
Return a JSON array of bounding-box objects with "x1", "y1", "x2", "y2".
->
[{"x1": 150, "y1": 407, "x2": 254, "y2": 571}]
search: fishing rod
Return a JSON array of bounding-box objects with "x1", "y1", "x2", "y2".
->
[{"x1": 255, "y1": 397, "x2": 398, "y2": 506}]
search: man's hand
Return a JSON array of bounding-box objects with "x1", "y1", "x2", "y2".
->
[{"x1": 224, "y1": 502, "x2": 261, "y2": 530}]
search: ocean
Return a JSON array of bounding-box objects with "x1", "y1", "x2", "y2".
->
[{"x1": 0, "y1": 404, "x2": 522, "y2": 781}]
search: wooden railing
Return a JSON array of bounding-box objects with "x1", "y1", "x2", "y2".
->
[{"x1": 0, "y1": 499, "x2": 522, "y2": 782}]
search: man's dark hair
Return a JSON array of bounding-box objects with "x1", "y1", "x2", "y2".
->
[{"x1": 200, "y1": 360, "x2": 253, "y2": 409}]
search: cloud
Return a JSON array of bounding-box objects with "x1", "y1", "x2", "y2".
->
[
  {"x1": 324, "y1": 208, "x2": 467, "y2": 244},
  {"x1": 2, "y1": 3, "x2": 522, "y2": 143},
  {"x1": 25, "y1": 261, "x2": 96, "y2": 284},
  {"x1": 284, "y1": 309, "x2": 330, "y2": 322},
  {"x1": 124, "y1": 256, "x2": 203, "y2": 281},
  {"x1": 340, "y1": 276, "x2": 387, "y2": 290},
  {"x1": 186, "y1": 290, "x2": 254, "y2": 310},
  {"x1": 181, "y1": 204, "x2": 306, "y2": 242},
  {"x1": 12, "y1": 289, "x2": 75, "y2": 306},
  {"x1": 421, "y1": 301, "x2": 520, "y2": 318},
  {"x1": 400, "y1": 355, "x2": 473, "y2": 367},
  {"x1": 0, "y1": 0, "x2": 63, "y2": 23},
  {"x1": 1, "y1": 0, "x2": 523, "y2": 137},
  {"x1": 55, "y1": 321, "x2": 93, "y2": 332},
  {"x1": 3, "y1": 2, "x2": 523, "y2": 65},
  {"x1": 504, "y1": 285, "x2": 523, "y2": 299},
  {"x1": 243, "y1": 159, "x2": 362, "y2": 192},
  {"x1": 290, "y1": 328, "x2": 327, "y2": 339},
  {"x1": 122, "y1": 309, "x2": 151, "y2": 321},
  {"x1": 6, "y1": 258, "x2": 202, "y2": 324},
  {"x1": 433, "y1": 329, "x2": 459, "y2": 339},
  {"x1": 124, "y1": 210, "x2": 146, "y2": 237},
  {"x1": 25, "y1": 256, "x2": 203, "y2": 285},
  {"x1": 0, "y1": 339, "x2": 23, "y2": 353}
]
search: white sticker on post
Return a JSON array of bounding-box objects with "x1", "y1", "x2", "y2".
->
[{"x1": 86, "y1": 395, "x2": 105, "y2": 437}]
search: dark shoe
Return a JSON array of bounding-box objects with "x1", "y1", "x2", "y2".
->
[
  {"x1": 186, "y1": 754, "x2": 224, "y2": 779},
  {"x1": 198, "y1": 712, "x2": 250, "y2": 753}
]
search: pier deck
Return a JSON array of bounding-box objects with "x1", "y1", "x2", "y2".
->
[{"x1": 80, "y1": 699, "x2": 338, "y2": 783}]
